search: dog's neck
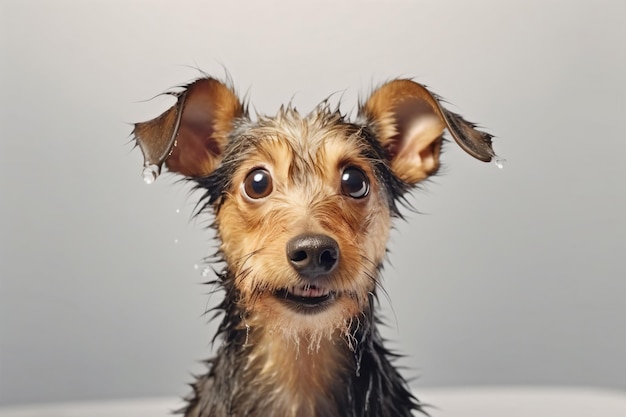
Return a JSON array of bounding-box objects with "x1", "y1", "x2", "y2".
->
[
  {"x1": 229, "y1": 323, "x2": 351, "y2": 417},
  {"x1": 182, "y1": 274, "x2": 423, "y2": 417}
]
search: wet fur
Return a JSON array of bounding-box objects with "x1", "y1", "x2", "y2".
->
[
  {"x1": 132, "y1": 77, "x2": 495, "y2": 417},
  {"x1": 181, "y1": 108, "x2": 416, "y2": 416}
]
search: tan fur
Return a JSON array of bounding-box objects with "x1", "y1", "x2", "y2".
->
[
  {"x1": 236, "y1": 323, "x2": 349, "y2": 417},
  {"x1": 134, "y1": 78, "x2": 244, "y2": 177},
  {"x1": 361, "y1": 79, "x2": 446, "y2": 183},
  {"x1": 218, "y1": 112, "x2": 391, "y2": 340}
]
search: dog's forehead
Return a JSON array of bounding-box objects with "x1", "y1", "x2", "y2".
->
[{"x1": 227, "y1": 106, "x2": 376, "y2": 170}]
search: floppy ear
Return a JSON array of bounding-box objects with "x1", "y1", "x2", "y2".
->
[
  {"x1": 133, "y1": 77, "x2": 244, "y2": 179},
  {"x1": 360, "y1": 79, "x2": 495, "y2": 184}
]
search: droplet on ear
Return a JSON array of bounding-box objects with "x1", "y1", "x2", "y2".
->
[
  {"x1": 142, "y1": 164, "x2": 161, "y2": 184},
  {"x1": 494, "y1": 157, "x2": 506, "y2": 169}
]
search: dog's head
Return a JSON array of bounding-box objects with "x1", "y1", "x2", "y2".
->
[{"x1": 133, "y1": 77, "x2": 494, "y2": 342}]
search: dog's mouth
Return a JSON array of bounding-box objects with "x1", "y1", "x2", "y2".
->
[{"x1": 274, "y1": 285, "x2": 337, "y2": 313}]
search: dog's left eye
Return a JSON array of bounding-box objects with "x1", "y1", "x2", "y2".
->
[
  {"x1": 243, "y1": 168, "x2": 273, "y2": 199},
  {"x1": 341, "y1": 167, "x2": 369, "y2": 199}
]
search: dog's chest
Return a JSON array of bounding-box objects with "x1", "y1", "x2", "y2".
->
[{"x1": 233, "y1": 330, "x2": 350, "y2": 417}]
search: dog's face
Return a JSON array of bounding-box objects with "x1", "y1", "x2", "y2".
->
[
  {"x1": 210, "y1": 110, "x2": 396, "y2": 341},
  {"x1": 134, "y1": 78, "x2": 494, "y2": 343}
]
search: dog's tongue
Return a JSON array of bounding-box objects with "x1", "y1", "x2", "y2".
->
[{"x1": 289, "y1": 285, "x2": 329, "y2": 298}]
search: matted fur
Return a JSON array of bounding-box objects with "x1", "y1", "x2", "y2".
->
[{"x1": 131, "y1": 76, "x2": 495, "y2": 417}]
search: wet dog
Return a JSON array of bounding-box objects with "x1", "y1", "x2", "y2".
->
[{"x1": 132, "y1": 77, "x2": 495, "y2": 417}]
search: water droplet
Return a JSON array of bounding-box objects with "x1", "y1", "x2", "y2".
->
[
  {"x1": 174, "y1": 238, "x2": 179, "y2": 245},
  {"x1": 175, "y1": 208, "x2": 181, "y2": 214},
  {"x1": 142, "y1": 164, "x2": 161, "y2": 184},
  {"x1": 193, "y1": 264, "x2": 199, "y2": 270},
  {"x1": 494, "y1": 157, "x2": 506, "y2": 169},
  {"x1": 201, "y1": 267, "x2": 211, "y2": 277}
]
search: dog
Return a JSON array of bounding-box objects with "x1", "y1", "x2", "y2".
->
[{"x1": 132, "y1": 76, "x2": 495, "y2": 417}]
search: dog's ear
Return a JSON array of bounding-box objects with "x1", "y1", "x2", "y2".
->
[
  {"x1": 361, "y1": 79, "x2": 494, "y2": 184},
  {"x1": 133, "y1": 78, "x2": 244, "y2": 179}
]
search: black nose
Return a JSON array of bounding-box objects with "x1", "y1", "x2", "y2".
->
[{"x1": 286, "y1": 234, "x2": 339, "y2": 278}]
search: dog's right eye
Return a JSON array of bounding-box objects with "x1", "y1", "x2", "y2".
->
[{"x1": 243, "y1": 168, "x2": 273, "y2": 199}]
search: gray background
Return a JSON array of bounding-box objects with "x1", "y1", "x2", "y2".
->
[{"x1": 1, "y1": 0, "x2": 625, "y2": 406}]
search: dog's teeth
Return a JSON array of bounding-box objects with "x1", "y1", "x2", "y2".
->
[{"x1": 288, "y1": 285, "x2": 330, "y2": 298}]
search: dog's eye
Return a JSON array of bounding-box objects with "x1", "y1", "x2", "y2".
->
[
  {"x1": 243, "y1": 168, "x2": 273, "y2": 199},
  {"x1": 341, "y1": 167, "x2": 369, "y2": 199}
]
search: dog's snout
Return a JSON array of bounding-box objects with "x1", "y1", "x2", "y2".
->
[{"x1": 286, "y1": 234, "x2": 339, "y2": 277}]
